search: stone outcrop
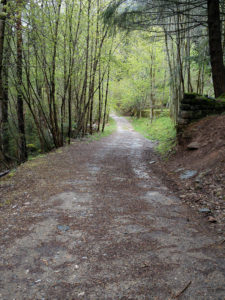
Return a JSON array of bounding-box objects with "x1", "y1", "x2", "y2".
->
[{"x1": 177, "y1": 93, "x2": 225, "y2": 134}]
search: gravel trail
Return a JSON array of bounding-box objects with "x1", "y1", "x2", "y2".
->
[{"x1": 0, "y1": 116, "x2": 225, "y2": 299}]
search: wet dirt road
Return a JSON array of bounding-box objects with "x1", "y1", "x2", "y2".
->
[{"x1": 0, "y1": 116, "x2": 225, "y2": 299}]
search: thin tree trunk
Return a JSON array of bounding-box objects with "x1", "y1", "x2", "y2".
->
[
  {"x1": 97, "y1": 63, "x2": 103, "y2": 132},
  {"x1": 102, "y1": 63, "x2": 110, "y2": 132},
  {"x1": 50, "y1": 0, "x2": 62, "y2": 147},
  {"x1": 76, "y1": 0, "x2": 91, "y2": 137},
  {"x1": 68, "y1": 80, "x2": 72, "y2": 144}
]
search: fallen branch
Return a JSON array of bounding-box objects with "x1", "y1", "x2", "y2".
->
[
  {"x1": 0, "y1": 170, "x2": 10, "y2": 178},
  {"x1": 173, "y1": 281, "x2": 192, "y2": 299}
]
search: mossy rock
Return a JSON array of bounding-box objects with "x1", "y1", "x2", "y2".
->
[
  {"x1": 184, "y1": 93, "x2": 200, "y2": 99},
  {"x1": 195, "y1": 97, "x2": 215, "y2": 106}
]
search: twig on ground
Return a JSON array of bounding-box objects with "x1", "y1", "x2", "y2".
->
[{"x1": 173, "y1": 281, "x2": 192, "y2": 299}]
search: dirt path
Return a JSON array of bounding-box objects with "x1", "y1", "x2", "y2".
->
[{"x1": 0, "y1": 116, "x2": 225, "y2": 300}]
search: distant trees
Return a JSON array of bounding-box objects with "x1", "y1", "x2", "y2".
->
[
  {"x1": 0, "y1": 0, "x2": 114, "y2": 167},
  {"x1": 109, "y1": 32, "x2": 169, "y2": 118},
  {"x1": 104, "y1": 0, "x2": 225, "y2": 119}
]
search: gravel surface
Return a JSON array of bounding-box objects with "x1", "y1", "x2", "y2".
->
[{"x1": 0, "y1": 116, "x2": 225, "y2": 299}]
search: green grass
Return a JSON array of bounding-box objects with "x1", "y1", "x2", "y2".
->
[
  {"x1": 28, "y1": 154, "x2": 46, "y2": 161},
  {"x1": 87, "y1": 117, "x2": 117, "y2": 141},
  {"x1": 130, "y1": 116, "x2": 176, "y2": 157}
]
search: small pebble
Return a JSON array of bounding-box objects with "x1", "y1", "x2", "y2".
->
[
  {"x1": 78, "y1": 292, "x2": 85, "y2": 297},
  {"x1": 35, "y1": 279, "x2": 42, "y2": 283}
]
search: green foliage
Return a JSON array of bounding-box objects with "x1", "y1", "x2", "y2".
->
[
  {"x1": 1, "y1": 0, "x2": 115, "y2": 165},
  {"x1": 27, "y1": 144, "x2": 37, "y2": 153},
  {"x1": 109, "y1": 31, "x2": 169, "y2": 115},
  {"x1": 1, "y1": 0, "x2": 217, "y2": 167},
  {"x1": 5, "y1": 169, "x2": 16, "y2": 179},
  {"x1": 130, "y1": 115, "x2": 176, "y2": 157}
]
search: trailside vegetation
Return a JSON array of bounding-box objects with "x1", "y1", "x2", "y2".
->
[
  {"x1": 1, "y1": 0, "x2": 225, "y2": 168},
  {"x1": 130, "y1": 114, "x2": 176, "y2": 157}
]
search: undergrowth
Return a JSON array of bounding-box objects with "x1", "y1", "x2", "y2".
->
[
  {"x1": 87, "y1": 117, "x2": 117, "y2": 141},
  {"x1": 130, "y1": 116, "x2": 176, "y2": 157}
]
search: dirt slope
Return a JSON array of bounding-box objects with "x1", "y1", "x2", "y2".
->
[
  {"x1": 155, "y1": 115, "x2": 225, "y2": 233},
  {"x1": 0, "y1": 116, "x2": 225, "y2": 299}
]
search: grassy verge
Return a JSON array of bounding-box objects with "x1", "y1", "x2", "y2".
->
[
  {"x1": 87, "y1": 117, "x2": 117, "y2": 141},
  {"x1": 130, "y1": 116, "x2": 176, "y2": 157}
]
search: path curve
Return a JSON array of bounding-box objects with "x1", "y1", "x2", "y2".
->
[{"x1": 0, "y1": 116, "x2": 225, "y2": 299}]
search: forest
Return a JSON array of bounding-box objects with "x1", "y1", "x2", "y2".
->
[{"x1": 0, "y1": 0, "x2": 224, "y2": 169}]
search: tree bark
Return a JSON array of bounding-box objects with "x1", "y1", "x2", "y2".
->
[
  {"x1": 207, "y1": 0, "x2": 225, "y2": 97},
  {"x1": 0, "y1": 0, "x2": 7, "y2": 157},
  {"x1": 2, "y1": 25, "x2": 10, "y2": 157},
  {"x1": 102, "y1": 63, "x2": 110, "y2": 132},
  {"x1": 17, "y1": 0, "x2": 27, "y2": 163}
]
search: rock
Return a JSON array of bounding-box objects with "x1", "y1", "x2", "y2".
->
[
  {"x1": 180, "y1": 170, "x2": 197, "y2": 180},
  {"x1": 178, "y1": 118, "x2": 189, "y2": 125},
  {"x1": 216, "y1": 191, "x2": 222, "y2": 197},
  {"x1": 199, "y1": 208, "x2": 211, "y2": 214},
  {"x1": 35, "y1": 279, "x2": 42, "y2": 284},
  {"x1": 180, "y1": 111, "x2": 194, "y2": 119},
  {"x1": 149, "y1": 161, "x2": 156, "y2": 164},
  {"x1": 199, "y1": 169, "x2": 211, "y2": 177},
  {"x1": 78, "y1": 292, "x2": 85, "y2": 297},
  {"x1": 195, "y1": 183, "x2": 202, "y2": 189},
  {"x1": 174, "y1": 167, "x2": 185, "y2": 173},
  {"x1": 57, "y1": 225, "x2": 70, "y2": 232},
  {"x1": 195, "y1": 177, "x2": 202, "y2": 183},
  {"x1": 187, "y1": 142, "x2": 200, "y2": 150},
  {"x1": 208, "y1": 216, "x2": 217, "y2": 223}
]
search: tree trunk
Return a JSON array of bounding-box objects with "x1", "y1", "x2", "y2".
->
[
  {"x1": 97, "y1": 64, "x2": 103, "y2": 132},
  {"x1": 0, "y1": 0, "x2": 7, "y2": 157},
  {"x1": 102, "y1": 64, "x2": 110, "y2": 132},
  {"x1": 2, "y1": 25, "x2": 10, "y2": 157},
  {"x1": 50, "y1": 0, "x2": 62, "y2": 147},
  {"x1": 17, "y1": 0, "x2": 27, "y2": 163},
  {"x1": 207, "y1": 0, "x2": 225, "y2": 97},
  {"x1": 68, "y1": 81, "x2": 72, "y2": 144}
]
